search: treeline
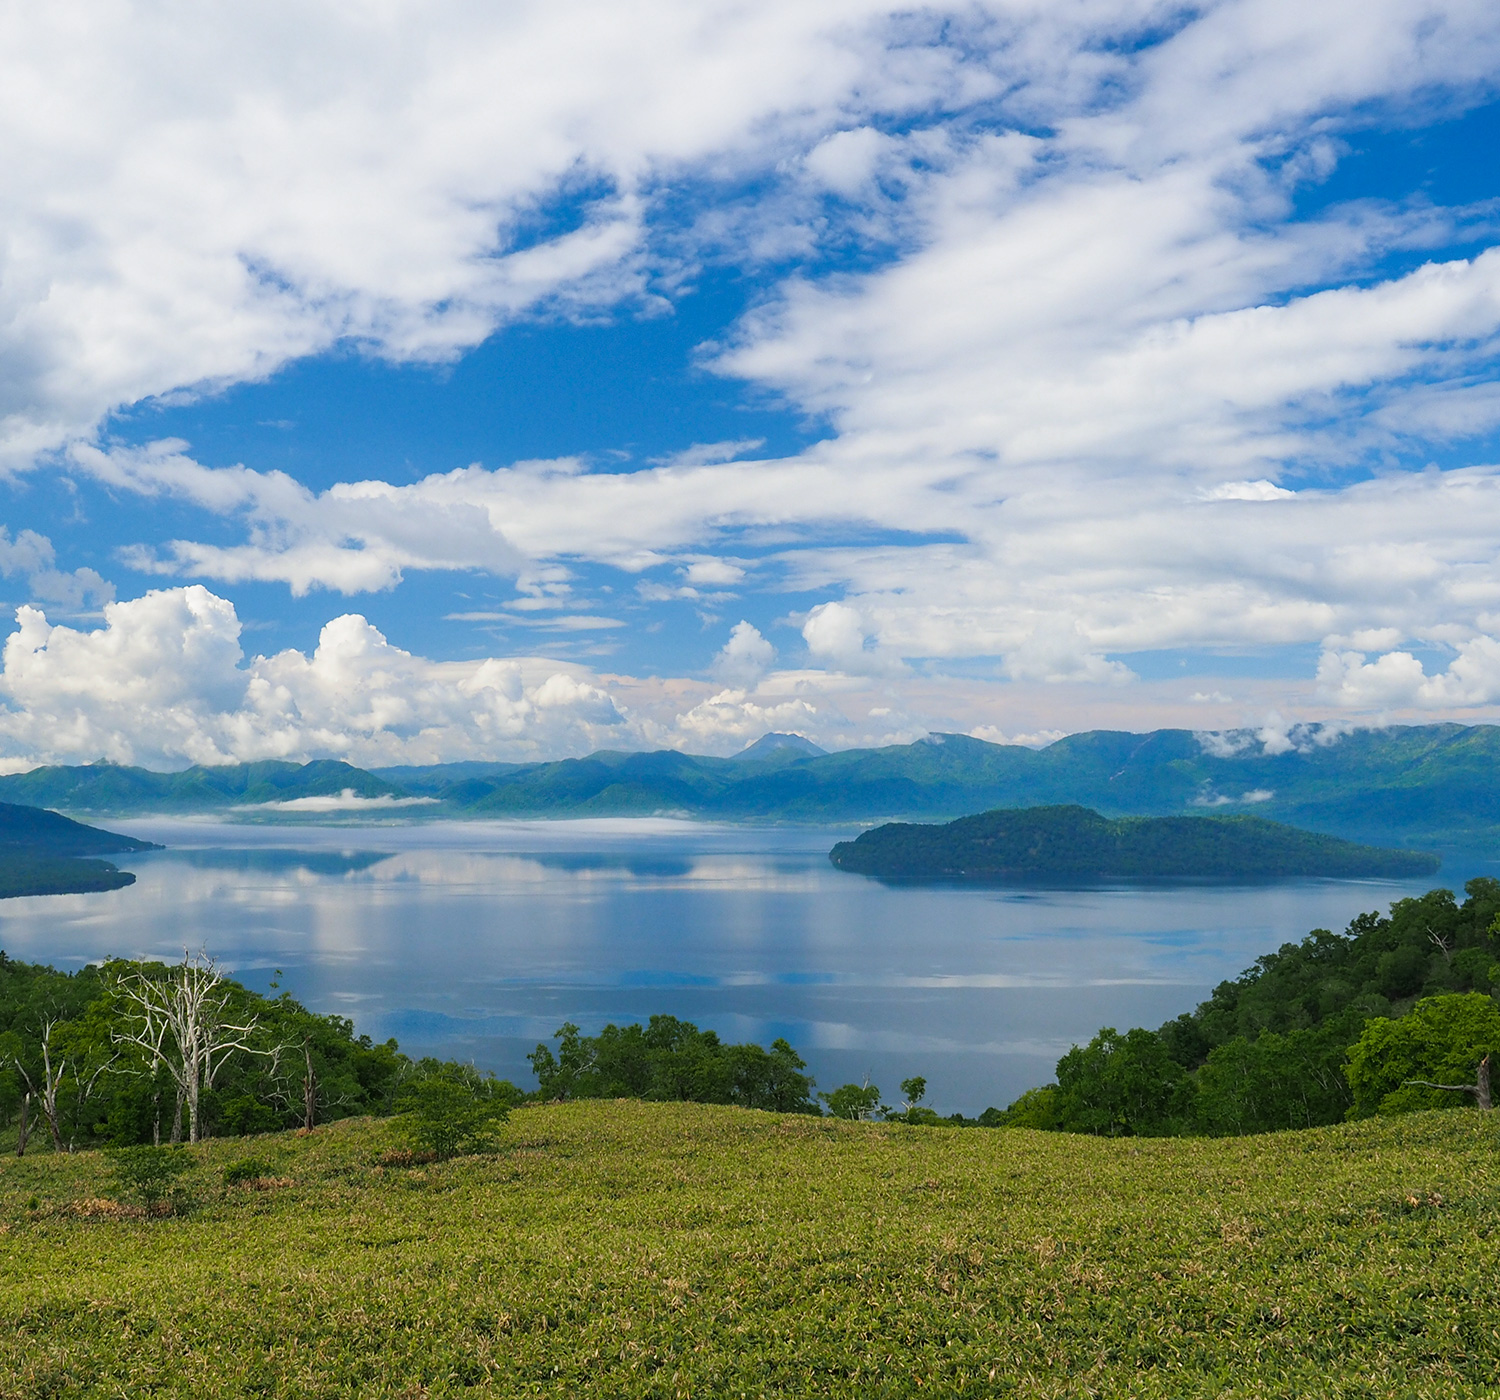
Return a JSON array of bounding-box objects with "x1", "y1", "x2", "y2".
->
[
  {"x1": 1002, "y1": 878, "x2": 1500, "y2": 1136},
  {"x1": 11, "y1": 880, "x2": 1494, "y2": 1154},
  {"x1": 528, "y1": 1017, "x2": 820, "y2": 1113},
  {"x1": 0, "y1": 951, "x2": 517, "y2": 1152},
  {"x1": 0, "y1": 951, "x2": 847, "y2": 1153}
]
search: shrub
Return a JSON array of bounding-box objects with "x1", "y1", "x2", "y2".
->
[
  {"x1": 222, "y1": 1156, "x2": 275, "y2": 1186},
  {"x1": 397, "y1": 1074, "x2": 510, "y2": 1161},
  {"x1": 106, "y1": 1145, "x2": 194, "y2": 1213}
]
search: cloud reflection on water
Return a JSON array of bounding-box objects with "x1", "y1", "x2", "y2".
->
[{"x1": 0, "y1": 819, "x2": 1449, "y2": 1112}]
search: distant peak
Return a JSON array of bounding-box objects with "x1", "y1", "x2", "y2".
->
[{"x1": 734, "y1": 732, "x2": 826, "y2": 760}]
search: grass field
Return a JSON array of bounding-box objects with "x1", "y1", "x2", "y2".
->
[{"x1": 2, "y1": 1103, "x2": 1498, "y2": 1398}]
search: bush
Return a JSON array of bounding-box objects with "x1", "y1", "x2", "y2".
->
[
  {"x1": 222, "y1": 1156, "x2": 275, "y2": 1186},
  {"x1": 397, "y1": 1074, "x2": 511, "y2": 1160},
  {"x1": 106, "y1": 1145, "x2": 194, "y2": 1213}
]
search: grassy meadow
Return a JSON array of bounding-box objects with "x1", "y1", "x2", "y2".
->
[{"x1": 2, "y1": 1102, "x2": 1499, "y2": 1398}]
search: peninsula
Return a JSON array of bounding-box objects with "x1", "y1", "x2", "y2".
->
[{"x1": 0, "y1": 802, "x2": 159, "y2": 898}]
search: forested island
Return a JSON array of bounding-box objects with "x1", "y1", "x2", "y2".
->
[
  {"x1": 828, "y1": 804, "x2": 1439, "y2": 881},
  {"x1": 0, "y1": 802, "x2": 157, "y2": 898}
]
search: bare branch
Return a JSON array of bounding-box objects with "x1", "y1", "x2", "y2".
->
[{"x1": 111, "y1": 948, "x2": 272, "y2": 1143}]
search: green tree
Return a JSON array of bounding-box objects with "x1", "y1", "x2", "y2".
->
[
  {"x1": 820, "y1": 1082, "x2": 881, "y2": 1121},
  {"x1": 1054, "y1": 1027, "x2": 1186, "y2": 1136},
  {"x1": 995, "y1": 1086, "x2": 1059, "y2": 1129},
  {"x1": 527, "y1": 1017, "x2": 818, "y2": 1112},
  {"x1": 1346, "y1": 993, "x2": 1500, "y2": 1117}
]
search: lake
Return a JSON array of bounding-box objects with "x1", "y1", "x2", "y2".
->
[{"x1": 0, "y1": 819, "x2": 1484, "y2": 1115}]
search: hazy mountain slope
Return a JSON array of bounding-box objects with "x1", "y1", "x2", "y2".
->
[
  {"x1": 3, "y1": 724, "x2": 1499, "y2": 846},
  {"x1": 0, "y1": 759, "x2": 402, "y2": 814}
]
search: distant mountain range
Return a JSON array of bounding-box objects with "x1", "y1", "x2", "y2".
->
[
  {"x1": 828, "y1": 805, "x2": 1441, "y2": 883},
  {"x1": 0, "y1": 802, "x2": 158, "y2": 898},
  {"x1": 5, "y1": 722, "x2": 1500, "y2": 848}
]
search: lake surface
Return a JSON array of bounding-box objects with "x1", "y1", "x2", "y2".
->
[{"x1": 0, "y1": 819, "x2": 1487, "y2": 1115}]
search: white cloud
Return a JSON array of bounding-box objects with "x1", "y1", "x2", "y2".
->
[
  {"x1": 5, "y1": 1, "x2": 1500, "y2": 737},
  {"x1": 804, "y1": 127, "x2": 893, "y2": 197},
  {"x1": 0, "y1": 0, "x2": 1126, "y2": 470},
  {"x1": 0, "y1": 586, "x2": 633, "y2": 768},
  {"x1": 251, "y1": 790, "x2": 440, "y2": 813},
  {"x1": 800, "y1": 600, "x2": 907, "y2": 675},
  {"x1": 669, "y1": 689, "x2": 826, "y2": 754},
  {"x1": 802, "y1": 601, "x2": 871, "y2": 669},
  {"x1": 1317, "y1": 634, "x2": 1500, "y2": 710},
  {"x1": 0, "y1": 528, "x2": 114, "y2": 611},
  {"x1": 1202, "y1": 480, "x2": 1295, "y2": 502},
  {"x1": 713, "y1": 621, "x2": 775, "y2": 686},
  {"x1": 968, "y1": 725, "x2": 1064, "y2": 748}
]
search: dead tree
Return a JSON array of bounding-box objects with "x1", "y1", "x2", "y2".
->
[
  {"x1": 1406, "y1": 1053, "x2": 1493, "y2": 1111},
  {"x1": 301, "y1": 1038, "x2": 319, "y2": 1130},
  {"x1": 15, "y1": 1088, "x2": 31, "y2": 1156},
  {"x1": 12, "y1": 1015, "x2": 67, "y2": 1153},
  {"x1": 112, "y1": 949, "x2": 271, "y2": 1144}
]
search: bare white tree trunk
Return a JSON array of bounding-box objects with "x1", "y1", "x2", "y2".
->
[
  {"x1": 113, "y1": 949, "x2": 268, "y2": 1144},
  {"x1": 12, "y1": 1016, "x2": 67, "y2": 1153}
]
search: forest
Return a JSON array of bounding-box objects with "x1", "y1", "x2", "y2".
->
[{"x1": 1002, "y1": 876, "x2": 1500, "y2": 1135}]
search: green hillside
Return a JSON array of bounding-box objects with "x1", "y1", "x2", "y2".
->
[
  {"x1": 2, "y1": 1105, "x2": 1496, "y2": 1397},
  {"x1": 370, "y1": 721, "x2": 1500, "y2": 843},
  {"x1": 828, "y1": 805, "x2": 1440, "y2": 881}
]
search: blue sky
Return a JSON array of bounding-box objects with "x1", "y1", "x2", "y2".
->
[{"x1": 4, "y1": 1, "x2": 1500, "y2": 769}]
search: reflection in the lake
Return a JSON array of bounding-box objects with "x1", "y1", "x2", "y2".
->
[{"x1": 0, "y1": 819, "x2": 1475, "y2": 1113}]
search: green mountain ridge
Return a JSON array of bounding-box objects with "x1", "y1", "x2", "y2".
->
[
  {"x1": 7, "y1": 721, "x2": 1500, "y2": 847},
  {"x1": 827, "y1": 805, "x2": 1441, "y2": 882}
]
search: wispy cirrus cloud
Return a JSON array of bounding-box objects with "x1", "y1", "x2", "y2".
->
[{"x1": 3, "y1": 0, "x2": 1500, "y2": 762}]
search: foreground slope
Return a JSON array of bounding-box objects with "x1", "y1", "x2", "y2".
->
[
  {"x1": 829, "y1": 805, "x2": 1441, "y2": 881},
  {"x1": 2, "y1": 1104, "x2": 1497, "y2": 1397}
]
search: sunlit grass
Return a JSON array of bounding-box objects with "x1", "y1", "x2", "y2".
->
[{"x1": 2, "y1": 1103, "x2": 1498, "y2": 1397}]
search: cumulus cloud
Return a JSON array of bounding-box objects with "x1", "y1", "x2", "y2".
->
[
  {"x1": 800, "y1": 600, "x2": 908, "y2": 675},
  {"x1": 0, "y1": 0, "x2": 1078, "y2": 469},
  {"x1": 0, "y1": 585, "x2": 954, "y2": 766},
  {"x1": 0, "y1": 528, "x2": 114, "y2": 611},
  {"x1": 669, "y1": 689, "x2": 826, "y2": 754},
  {"x1": 1317, "y1": 636, "x2": 1500, "y2": 710},
  {"x1": 712, "y1": 621, "x2": 775, "y2": 687},
  {"x1": 0, "y1": 586, "x2": 633, "y2": 768}
]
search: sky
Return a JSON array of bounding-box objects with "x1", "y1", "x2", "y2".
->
[{"x1": 5, "y1": 0, "x2": 1500, "y2": 769}]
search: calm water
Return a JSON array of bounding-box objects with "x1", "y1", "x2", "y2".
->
[{"x1": 0, "y1": 819, "x2": 1485, "y2": 1114}]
